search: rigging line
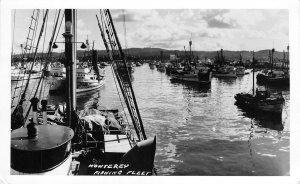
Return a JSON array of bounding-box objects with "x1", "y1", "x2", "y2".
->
[
  {"x1": 106, "y1": 9, "x2": 147, "y2": 139},
  {"x1": 122, "y1": 9, "x2": 128, "y2": 58},
  {"x1": 102, "y1": 10, "x2": 144, "y2": 140},
  {"x1": 24, "y1": 9, "x2": 62, "y2": 122},
  {"x1": 11, "y1": 10, "x2": 16, "y2": 56},
  {"x1": 41, "y1": 9, "x2": 49, "y2": 58},
  {"x1": 18, "y1": 10, "x2": 44, "y2": 101},
  {"x1": 97, "y1": 11, "x2": 137, "y2": 140},
  {"x1": 101, "y1": 10, "x2": 120, "y2": 57},
  {"x1": 22, "y1": 10, "x2": 49, "y2": 113},
  {"x1": 110, "y1": 64, "x2": 131, "y2": 132},
  {"x1": 53, "y1": 12, "x2": 65, "y2": 44},
  {"x1": 14, "y1": 10, "x2": 49, "y2": 118},
  {"x1": 12, "y1": 10, "x2": 40, "y2": 107},
  {"x1": 29, "y1": 10, "x2": 40, "y2": 58}
]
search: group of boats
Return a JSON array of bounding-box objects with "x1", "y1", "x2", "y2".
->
[
  {"x1": 11, "y1": 9, "x2": 156, "y2": 175},
  {"x1": 10, "y1": 8, "x2": 289, "y2": 176},
  {"x1": 148, "y1": 46, "x2": 289, "y2": 115}
]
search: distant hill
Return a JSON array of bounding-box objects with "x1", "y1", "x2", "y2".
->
[{"x1": 12, "y1": 48, "x2": 286, "y2": 61}]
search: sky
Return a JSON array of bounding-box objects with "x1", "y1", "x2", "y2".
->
[{"x1": 11, "y1": 9, "x2": 289, "y2": 54}]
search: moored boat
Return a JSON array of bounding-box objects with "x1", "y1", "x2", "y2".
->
[
  {"x1": 256, "y1": 46, "x2": 290, "y2": 86},
  {"x1": 235, "y1": 51, "x2": 285, "y2": 114},
  {"x1": 213, "y1": 49, "x2": 237, "y2": 78},
  {"x1": 11, "y1": 9, "x2": 157, "y2": 176}
]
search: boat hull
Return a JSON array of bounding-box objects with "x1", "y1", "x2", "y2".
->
[
  {"x1": 235, "y1": 93, "x2": 284, "y2": 114},
  {"x1": 170, "y1": 72, "x2": 212, "y2": 84},
  {"x1": 11, "y1": 73, "x2": 41, "y2": 81},
  {"x1": 257, "y1": 73, "x2": 289, "y2": 86},
  {"x1": 213, "y1": 73, "x2": 237, "y2": 78},
  {"x1": 48, "y1": 78, "x2": 105, "y2": 94}
]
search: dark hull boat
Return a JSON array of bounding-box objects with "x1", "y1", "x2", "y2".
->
[
  {"x1": 234, "y1": 92, "x2": 284, "y2": 114},
  {"x1": 256, "y1": 47, "x2": 290, "y2": 86},
  {"x1": 256, "y1": 72, "x2": 289, "y2": 86},
  {"x1": 171, "y1": 70, "x2": 212, "y2": 84},
  {"x1": 11, "y1": 9, "x2": 156, "y2": 176},
  {"x1": 234, "y1": 51, "x2": 285, "y2": 115}
]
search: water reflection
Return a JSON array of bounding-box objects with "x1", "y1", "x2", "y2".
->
[
  {"x1": 170, "y1": 79, "x2": 211, "y2": 93},
  {"x1": 48, "y1": 89, "x2": 102, "y2": 110},
  {"x1": 236, "y1": 104, "x2": 283, "y2": 131}
]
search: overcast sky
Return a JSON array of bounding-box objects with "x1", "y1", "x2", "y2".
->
[{"x1": 11, "y1": 9, "x2": 289, "y2": 54}]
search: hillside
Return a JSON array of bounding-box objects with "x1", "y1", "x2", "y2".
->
[{"x1": 12, "y1": 48, "x2": 286, "y2": 61}]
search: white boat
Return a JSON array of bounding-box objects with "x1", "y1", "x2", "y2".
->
[
  {"x1": 49, "y1": 62, "x2": 105, "y2": 94},
  {"x1": 11, "y1": 9, "x2": 156, "y2": 176},
  {"x1": 11, "y1": 67, "x2": 41, "y2": 81},
  {"x1": 76, "y1": 64, "x2": 105, "y2": 93}
]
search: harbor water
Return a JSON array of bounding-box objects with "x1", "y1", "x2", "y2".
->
[{"x1": 14, "y1": 64, "x2": 290, "y2": 176}]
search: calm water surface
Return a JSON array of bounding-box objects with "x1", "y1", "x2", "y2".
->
[{"x1": 15, "y1": 64, "x2": 289, "y2": 176}]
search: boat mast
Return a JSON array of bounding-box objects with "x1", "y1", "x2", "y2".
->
[
  {"x1": 184, "y1": 46, "x2": 187, "y2": 65},
  {"x1": 252, "y1": 51, "x2": 255, "y2": 96},
  {"x1": 189, "y1": 40, "x2": 192, "y2": 67},
  {"x1": 287, "y1": 45, "x2": 289, "y2": 69},
  {"x1": 63, "y1": 9, "x2": 77, "y2": 128},
  {"x1": 271, "y1": 48, "x2": 275, "y2": 72},
  {"x1": 220, "y1": 49, "x2": 224, "y2": 66}
]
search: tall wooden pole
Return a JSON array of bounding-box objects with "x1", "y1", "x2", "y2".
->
[{"x1": 63, "y1": 9, "x2": 77, "y2": 128}]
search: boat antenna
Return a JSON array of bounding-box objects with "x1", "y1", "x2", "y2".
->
[
  {"x1": 239, "y1": 52, "x2": 242, "y2": 65},
  {"x1": 189, "y1": 40, "x2": 192, "y2": 67},
  {"x1": 271, "y1": 48, "x2": 275, "y2": 72}
]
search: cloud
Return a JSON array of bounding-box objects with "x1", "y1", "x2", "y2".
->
[
  {"x1": 202, "y1": 10, "x2": 238, "y2": 29},
  {"x1": 114, "y1": 13, "x2": 140, "y2": 22}
]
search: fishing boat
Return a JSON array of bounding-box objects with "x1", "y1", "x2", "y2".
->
[
  {"x1": 149, "y1": 61, "x2": 155, "y2": 69},
  {"x1": 256, "y1": 47, "x2": 290, "y2": 86},
  {"x1": 48, "y1": 51, "x2": 105, "y2": 94},
  {"x1": 127, "y1": 60, "x2": 135, "y2": 73},
  {"x1": 213, "y1": 49, "x2": 237, "y2": 78},
  {"x1": 171, "y1": 41, "x2": 212, "y2": 84},
  {"x1": 11, "y1": 9, "x2": 74, "y2": 175},
  {"x1": 76, "y1": 60, "x2": 105, "y2": 93},
  {"x1": 235, "y1": 53, "x2": 245, "y2": 76},
  {"x1": 157, "y1": 62, "x2": 166, "y2": 72},
  {"x1": 234, "y1": 51, "x2": 284, "y2": 114},
  {"x1": 11, "y1": 9, "x2": 156, "y2": 175},
  {"x1": 11, "y1": 67, "x2": 41, "y2": 81},
  {"x1": 47, "y1": 62, "x2": 66, "y2": 93}
]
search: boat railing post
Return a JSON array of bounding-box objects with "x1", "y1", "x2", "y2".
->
[
  {"x1": 30, "y1": 97, "x2": 39, "y2": 124},
  {"x1": 41, "y1": 100, "x2": 47, "y2": 124}
]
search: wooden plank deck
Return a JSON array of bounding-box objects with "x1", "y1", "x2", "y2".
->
[{"x1": 104, "y1": 134, "x2": 132, "y2": 153}]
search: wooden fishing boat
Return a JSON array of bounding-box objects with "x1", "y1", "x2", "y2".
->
[
  {"x1": 256, "y1": 47, "x2": 290, "y2": 86},
  {"x1": 235, "y1": 91, "x2": 284, "y2": 113},
  {"x1": 213, "y1": 49, "x2": 237, "y2": 78},
  {"x1": 234, "y1": 51, "x2": 285, "y2": 114},
  {"x1": 11, "y1": 67, "x2": 41, "y2": 81},
  {"x1": 235, "y1": 53, "x2": 245, "y2": 76},
  {"x1": 171, "y1": 41, "x2": 212, "y2": 84},
  {"x1": 11, "y1": 9, "x2": 156, "y2": 176},
  {"x1": 49, "y1": 54, "x2": 105, "y2": 94}
]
